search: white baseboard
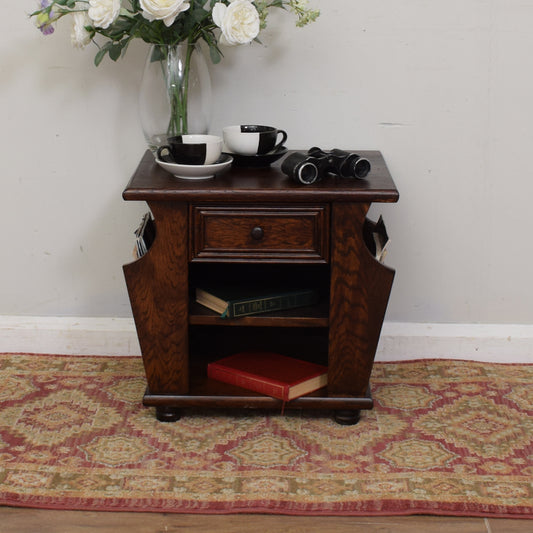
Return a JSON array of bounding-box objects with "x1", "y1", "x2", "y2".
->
[
  {"x1": 0, "y1": 316, "x2": 141, "y2": 357},
  {"x1": 0, "y1": 316, "x2": 531, "y2": 363},
  {"x1": 377, "y1": 322, "x2": 533, "y2": 363}
]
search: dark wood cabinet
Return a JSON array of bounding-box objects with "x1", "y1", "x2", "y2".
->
[{"x1": 123, "y1": 150, "x2": 399, "y2": 424}]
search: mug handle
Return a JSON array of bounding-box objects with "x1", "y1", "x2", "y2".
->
[
  {"x1": 274, "y1": 130, "x2": 288, "y2": 151},
  {"x1": 157, "y1": 145, "x2": 170, "y2": 161}
]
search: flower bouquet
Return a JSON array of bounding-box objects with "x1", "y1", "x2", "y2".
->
[{"x1": 30, "y1": 1, "x2": 319, "y2": 145}]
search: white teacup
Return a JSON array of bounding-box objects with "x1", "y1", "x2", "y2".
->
[
  {"x1": 223, "y1": 125, "x2": 288, "y2": 156},
  {"x1": 157, "y1": 134, "x2": 222, "y2": 165}
]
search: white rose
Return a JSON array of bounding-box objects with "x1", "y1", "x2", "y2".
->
[
  {"x1": 71, "y1": 12, "x2": 92, "y2": 49},
  {"x1": 140, "y1": 0, "x2": 190, "y2": 27},
  {"x1": 88, "y1": 0, "x2": 121, "y2": 29},
  {"x1": 212, "y1": 0, "x2": 260, "y2": 46}
]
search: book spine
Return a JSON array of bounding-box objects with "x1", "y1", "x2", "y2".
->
[
  {"x1": 208, "y1": 364, "x2": 289, "y2": 401},
  {"x1": 228, "y1": 290, "x2": 318, "y2": 318}
]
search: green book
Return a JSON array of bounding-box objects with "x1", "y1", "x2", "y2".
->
[{"x1": 195, "y1": 286, "x2": 319, "y2": 318}]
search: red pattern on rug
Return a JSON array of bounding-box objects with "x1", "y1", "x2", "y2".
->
[{"x1": 0, "y1": 353, "x2": 531, "y2": 517}]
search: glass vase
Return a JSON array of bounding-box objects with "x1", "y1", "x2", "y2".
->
[{"x1": 139, "y1": 43, "x2": 212, "y2": 153}]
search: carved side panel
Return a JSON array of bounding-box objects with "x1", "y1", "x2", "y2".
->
[
  {"x1": 328, "y1": 203, "x2": 395, "y2": 396},
  {"x1": 123, "y1": 201, "x2": 189, "y2": 394}
]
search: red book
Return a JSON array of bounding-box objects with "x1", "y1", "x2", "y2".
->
[{"x1": 207, "y1": 351, "x2": 328, "y2": 401}]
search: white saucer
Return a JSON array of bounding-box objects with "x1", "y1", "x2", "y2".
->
[{"x1": 156, "y1": 154, "x2": 233, "y2": 179}]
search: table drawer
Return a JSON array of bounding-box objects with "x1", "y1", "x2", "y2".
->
[{"x1": 191, "y1": 205, "x2": 329, "y2": 262}]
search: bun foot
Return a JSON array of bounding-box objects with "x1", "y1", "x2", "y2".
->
[
  {"x1": 155, "y1": 406, "x2": 181, "y2": 422},
  {"x1": 334, "y1": 409, "x2": 361, "y2": 425}
]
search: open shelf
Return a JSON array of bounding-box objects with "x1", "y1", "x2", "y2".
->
[
  {"x1": 188, "y1": 325, "x2": 329, "y2": 365},
  {"x1": 144, "y1": 346, "x2": 372, "y2": 411},
  {"x1": 188, "y1": 262, "x2": 330, "y2": 326}
]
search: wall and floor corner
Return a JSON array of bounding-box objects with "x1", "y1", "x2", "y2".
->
[
  {"x1": 0, "y1": 316, "x2": 531, "y2": 364},
  {"x1": 1, "y1": 2, "x2": 532, "y2": 363}
]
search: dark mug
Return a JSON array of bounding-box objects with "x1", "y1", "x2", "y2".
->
[
  {"x1": 223, "y1": 125, "x2": 288, "y2": 156},
  {"x1": 156, "y1": 135, "x2": 222, "y2": 165}
]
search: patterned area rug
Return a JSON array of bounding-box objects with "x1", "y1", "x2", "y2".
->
[{"x1": 0, "y1": 354, "x2": 531, "y2": 517}]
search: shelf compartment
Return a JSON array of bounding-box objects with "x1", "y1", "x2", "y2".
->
[
  {"x1": 188, "y1": 325, "x2": 329, "y2": 368},
  {"x1": 189, "y1": 262, "x2": 330, "y2": 326}
]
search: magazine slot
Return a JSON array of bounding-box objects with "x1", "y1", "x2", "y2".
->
[
  {"x1": 132, "y1": 211, "x2": 156, "y2": 260},
  {"x1": 363, "y1": 215, "x2": 390, "y2": 264}
]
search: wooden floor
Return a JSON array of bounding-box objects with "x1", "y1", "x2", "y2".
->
[{"x1": 0, "y1": 508, "x2": 530, "y2": 532}]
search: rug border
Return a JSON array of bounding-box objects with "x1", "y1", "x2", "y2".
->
[{"x1": 1, "y1": 495, "x2": 532, "y2": 519}]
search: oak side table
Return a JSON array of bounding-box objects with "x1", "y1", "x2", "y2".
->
[{"x1": 123, "y1": 150, "x2": 399, "y2": 424}]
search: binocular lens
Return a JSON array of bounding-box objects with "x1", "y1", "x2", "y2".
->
[
  {"x1": 334, "y1": 153, "x2": 371, "y2": 179},
  {"x1": 297, "y1": 162, "x2": 319, "y2": 184},
  {"x1": 353, "y1": 157, "x2": 371, "y2": 179}
]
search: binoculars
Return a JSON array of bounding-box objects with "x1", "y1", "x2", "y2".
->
[{"x1": 281, "y1": 147, "x2": 371, "y2": 185}]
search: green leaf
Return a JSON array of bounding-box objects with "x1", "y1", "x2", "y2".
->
[
  {"x1": 94, "y1": 47, "x2": 108, "y2": 67},
  {"x1": 109, "y1": 44, "x2": 123, "y2": 61},
  {"x1": 209, "y1": 45, "x2": 222, "y2": 64},
  {"x1": 54, "y1": 0, "x2": 77, "y2": 6},
  {"x1": 150, "y1": 45, "x2": 166, "y2": 63},
  {"x1": 191, "y1": 7, "x2": 210, "y2": 24}
]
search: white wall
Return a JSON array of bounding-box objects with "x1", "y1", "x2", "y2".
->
[{"x1": 2, "y1": 1, "x2": 533, "y2": 327}]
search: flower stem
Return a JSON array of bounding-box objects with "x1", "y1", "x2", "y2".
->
[
  {"x1": 164, "y1": 42, "x2": 195, "y2": 137},
  {"x1": 181, "y1": 40, "x2": 195, "y2": 134}
]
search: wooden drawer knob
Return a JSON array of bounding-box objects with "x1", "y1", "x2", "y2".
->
[{"x1": 251, "y1": 226, "x2": 264, "y2": 240}]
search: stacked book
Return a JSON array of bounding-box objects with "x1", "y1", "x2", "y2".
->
[
  {"x1": 195, "y1": 286, "x2": 319, "y2": 319},
  {"x1": 208, "y1": 351, "x2": 328, "y2": 404}
]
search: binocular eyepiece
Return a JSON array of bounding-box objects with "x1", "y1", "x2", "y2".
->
[{"x1": 281, "y1": 147, "x2": 371, "y2": 185}]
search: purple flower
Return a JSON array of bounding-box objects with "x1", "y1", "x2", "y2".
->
[
  {"x1": 36, "y1": 0, "x2": 55, "y2": 35},
  {"x1": 40, "y1": 23, "x2": 55, "y2": 35}
]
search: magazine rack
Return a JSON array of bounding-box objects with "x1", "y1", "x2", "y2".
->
[{"x1": 123, "y1": 150, "x2": 399, "y2": 424}]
